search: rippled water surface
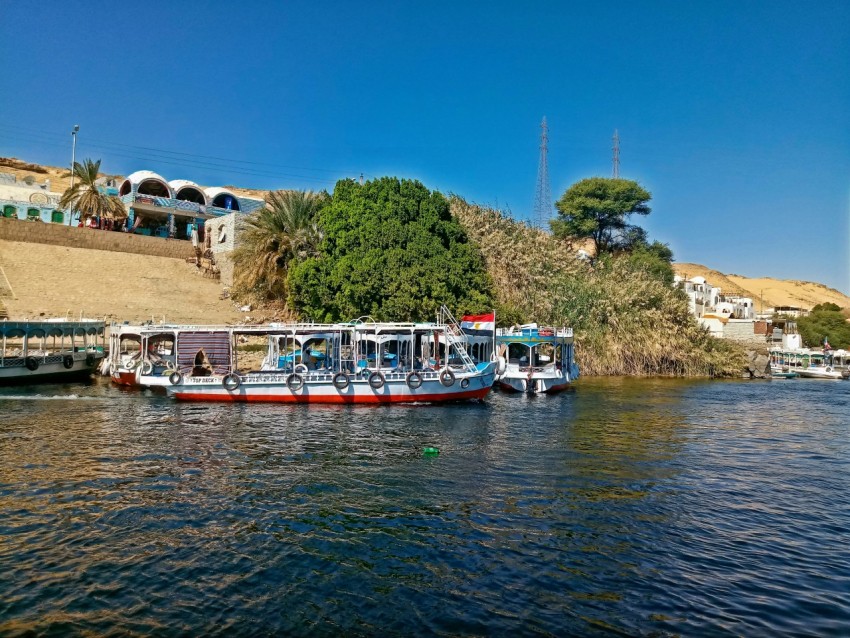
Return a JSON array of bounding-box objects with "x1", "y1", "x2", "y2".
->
[{"x1": 1, "y1": 377, "x2": 848, "y2": 636}]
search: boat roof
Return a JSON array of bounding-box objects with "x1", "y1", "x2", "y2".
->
[{"x1": 1, "y1": 319, "x2": 105, "y2": 338}]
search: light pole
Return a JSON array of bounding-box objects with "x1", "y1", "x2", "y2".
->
[{"x1": 69, "y1": 125, "x2": 79, "y2": 225}]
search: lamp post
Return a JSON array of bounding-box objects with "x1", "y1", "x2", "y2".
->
[{"x1": 69, "y1": 125, "x2": 79, "y2": 225}]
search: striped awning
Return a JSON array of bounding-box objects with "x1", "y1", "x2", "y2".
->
[{"x1": 177, "y1": 331, "x2": 231, "y2": 370}]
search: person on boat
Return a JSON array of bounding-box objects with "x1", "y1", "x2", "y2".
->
[{"x1": 192, "y1": 349, "x2": 213, "y2": 377}]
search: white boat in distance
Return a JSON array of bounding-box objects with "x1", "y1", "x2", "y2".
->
[
  {"x1": 140, "y1": 308, "x2": 497, "y2": 403},
  {"x1": 797, "y1": 365, "x2": 846, "y2": 380},
  {"x1": 0, "y1": 319, "x2": 105, "y2": 384}
]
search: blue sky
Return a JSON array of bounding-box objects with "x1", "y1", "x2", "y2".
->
[{"x1": 2, "y1": 1, "x2": 848, "y2": 293}]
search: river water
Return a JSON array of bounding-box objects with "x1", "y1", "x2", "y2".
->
[{"x1": 0, "y1": 377, "x2": 848, "y2": 636}]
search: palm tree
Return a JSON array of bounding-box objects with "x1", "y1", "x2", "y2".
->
[
  {"x1": 59, "y1": 159, "x2": 127, "y2": 225},
  {"x1": 231, "y1": 190, "x2": 326, "y2": 300}
]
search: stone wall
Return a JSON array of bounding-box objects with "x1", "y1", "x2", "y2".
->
[
  {"x1": 205, "y1": 212, "x2": 246, "y2": 286},
  {"x1": 0, "y1": 216, "x2": 194, "y2": 260}
]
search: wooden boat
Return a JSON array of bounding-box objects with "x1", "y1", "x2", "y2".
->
[
  {"x1": 140, "y1": 308, "x2": 497, "y2": 403},
  {"x1": 0, "y1": 319, "x2": 105, "y2": 384}
]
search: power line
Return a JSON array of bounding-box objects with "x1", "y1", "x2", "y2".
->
[{"x1": 0, "y1": 123, "x2": 363, "y2": 185}]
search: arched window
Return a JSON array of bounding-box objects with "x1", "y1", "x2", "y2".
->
[
  {"x1": 26, "y1": 208, "x2": 40, "y2": 220},
  {"x1": 51, "y1": 210, "x2": 65, "y2": 224},
  {"x1": 2, "y1": 205, "x2": 17, "y2": 218}
]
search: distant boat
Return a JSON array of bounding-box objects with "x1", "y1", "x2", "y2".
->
[
  {"x1": 0, "y1": 319, "x2": 105, "y2": 384},
  {"x1": 797, "y1": 365, "x2": 845, "y2": 380}
]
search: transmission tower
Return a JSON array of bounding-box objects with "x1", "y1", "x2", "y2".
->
[
  {"x1": 612, "y1": 129, "x2": 620, "y2": 179},
  {"x1": 533, "y1": 117, "x2": 552, "y2": 229}
]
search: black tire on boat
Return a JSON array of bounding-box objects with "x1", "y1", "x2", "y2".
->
[
  {"x1": 333, "y1": 372, "x2": 350, "y2": 390},
  {"x1": 287, "y1": 373, "x2": 304, "y2": 392},
  {"x1": 460, "y1": 378, "x2": 470, "y2": 389},
  {"x1": 222, "y1": 373, "x2": 241, "y2": 391},
  {"x1": 406, "y1": 371, "x2": 423, "y2": 389},
  {"x1": 439, "y1": 368, "x2": 455, "y2": 387},
  {"x1": 368, "y1": 371, "x2": 385, "y2": 389},
  {"x1": 169, "y1": 371, "x2": 183, "y2": 386},
  {"x1": 63, "y1": 354, "x2": 74, "y2": 369},
  {"x1": 85, "y1": 354, "x2": 95, "y2": 367},
  {"x1": 25, "y1": 357, "x2": 39, "y2": 371}
]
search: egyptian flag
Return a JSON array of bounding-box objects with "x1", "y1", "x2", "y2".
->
[{"x1": 461, "y1": 312, "x2": 495, "y2": 336}]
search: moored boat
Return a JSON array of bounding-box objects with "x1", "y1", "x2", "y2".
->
[
  {"x1": 495, "y1": 324, "x2": 579, "y2": 394},
  {"x1": 143, "y1": 308, "x2": 496, "y2": 403},
  {"x1": 0, "y1": 319, "x2": 105, "y2": 384}
]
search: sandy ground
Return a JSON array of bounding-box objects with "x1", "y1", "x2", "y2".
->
[
  {"x1": 0, "y1": 240, "x2": 244, "y2": 324},
  {"x1": 675, "y1": 263, "x2": 850, "y2": 310}
]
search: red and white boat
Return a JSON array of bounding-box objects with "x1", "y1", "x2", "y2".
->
[{"x1": 149, "y1": 308, "x2": 497, "y2": 404}]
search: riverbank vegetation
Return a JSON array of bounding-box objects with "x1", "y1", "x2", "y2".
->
[
  {"x1": 797, "y1": 303, "x2": 850, "y2": 349},
  {"x1": 451, "y1": 198, "x2": 745, "y2": 376},
  {"x1": 230, "y1": 176, "x2": 746, "y2": 377}
]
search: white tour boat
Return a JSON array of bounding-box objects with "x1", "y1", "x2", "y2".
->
[
  {"x1": 140, "y1": 308, "x2": 497, "y2": 403},
  {"x1": 0, "y1": 319, "x2": 105, "y2": 384},
  {"x1": 495, "y1": 324, "x2": 579, "y2": 394}
]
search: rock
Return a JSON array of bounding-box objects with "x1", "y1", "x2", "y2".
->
[{"x1": 743, "y1": 348, "x2": 771, "y2": 379}]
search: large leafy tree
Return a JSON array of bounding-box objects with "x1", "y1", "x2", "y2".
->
[
  {"x1": 552, "y1": 177, "x2": 651, "y2": 256},
  {"x1": 59, "y1": 159, "x2": 126, "y2": 224},
  {"x1": 288, "y1": 177, "x2": 493, "y2": 322},
  {"x1": 797, "y1": 305, "x2": 850, "y2": 349},
  {"x1": 231, "y1": 190, "x2": 326, "y2": 301}
]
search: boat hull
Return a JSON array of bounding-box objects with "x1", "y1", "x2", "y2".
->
[
  {"x1": 166, "y1": 368, "x2": 496, "y2": 404},
  {"x1": 497, "y1": 375, "x2": 571, "y2": 394},
  {"x1": 0, "y1": 354, "x2": 102, "y2": 385}
]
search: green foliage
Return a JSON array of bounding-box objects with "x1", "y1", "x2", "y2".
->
[
  {"x1": 59, "y1": 159, "x2": 126, "y2": 223},
  {"x1": 452, "y1": 197, "x2": 746, "y2": 377},
  {"x1": 797, "y1": 306, "x2": 850, "y2": 349},
  {"x1": 552, "y1": 177, "x2": 651, "y2": 256},
  {"x1": 231, "y1": 190, "x2": 326, "y2": 303},
  {"x1": 288, "y1": 178, "x2": 493, "y2": 322},
  {"x1": 811, "y1": 302, "x2": 841, "y2": 313},
  {"x1": 625, "y1": 240, "x2": 675, "y2": 285}
]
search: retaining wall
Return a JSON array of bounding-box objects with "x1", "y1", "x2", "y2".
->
[{"x1": 0, "y1": 217, "x2": 194, "y2": 260}]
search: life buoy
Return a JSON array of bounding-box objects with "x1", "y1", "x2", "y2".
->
[
  {"x1": 85, "y1": 354, "x2": 95, "y2": 367},
  {"x1": 406, "y1": 371, "x2": 423, "y2": 389},
  {"x1": 333, "y1": 372, "x2": 350, "y2": 390},
  {"x1": 368, "y1": 371, "x2": 385, "y2": 389},
  {"x1": 287, "y1": 373, "x2": 304, "y2": 391},
  {"x1": 141, "y1": 360, "x2": 153, "y2": 375},
  {"x1": 460, "y1": 378, "x2": 470, "y2": 389},
  {"x1": 63, "y1": 354, "x2": 74, "y2": 369},
  {"x1": 169, "y1": 371, "x2": 183, "y2": 386},
  {"x1": 825, "y1": 366, "x2": 832, "y2": 373},
  {"x1": 25, "y1": 356, "x2": 39, "y2": 371},
  {"x1": 439, "y1": 368, "x2": 455, "y2": 387},
  {"x1": 222, "y1": 373, "x2": 241, "y2": 391},
  {"x1": 294, "y1": 363, "x2": 309, "y2": 374}
]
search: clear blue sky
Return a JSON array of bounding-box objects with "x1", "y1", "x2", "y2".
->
[{"x1": 2, "y1": 1, "x2": 848, "y2": 293}]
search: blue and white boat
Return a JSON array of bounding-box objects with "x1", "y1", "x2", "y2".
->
[{"x1": 495, "y1": 324, "x2": 579, "y2": 394}]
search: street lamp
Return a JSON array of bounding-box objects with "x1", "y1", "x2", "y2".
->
[{"x1": 69, "y1": 125, "x2": 79, "y2": 225}]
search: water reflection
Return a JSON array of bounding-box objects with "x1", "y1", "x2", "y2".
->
[{"x1": 0, "y1": 377, "x2": 848, "y2": 635}]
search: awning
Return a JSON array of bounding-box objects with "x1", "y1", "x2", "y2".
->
[{"x1": 131, "y1": 201, "x2": 213, "y2": 220}]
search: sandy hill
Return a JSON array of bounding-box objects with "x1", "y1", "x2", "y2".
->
[
  {"x1": 674, "y1": 262, "x2": 850, "y2": 311},
  {"x1": 0, "y1": 157, "x2": 268, "y2": 202},
  {"x1": 0, "y1": 240, "x2": 243, "y2": 324}
]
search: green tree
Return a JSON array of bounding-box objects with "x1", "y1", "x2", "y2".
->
[
  {"x1": 231, "y1": 190, "x2": 327, "y2": 302},
  {"x1": 626, "y1": 239, "x2": 675, "y2": 285},
  {"x1": 288, "y1": 177, "x2": 493, "y2": 322},
  {"x1": 797, "y1": 305, "x2": 850, "y2": 349},
  {"x1": 59, "y1": 159, "x2": 126, "y2": 224},
  {"x1": 552, "y1": 177, "x2": 651, "y2": 256}
]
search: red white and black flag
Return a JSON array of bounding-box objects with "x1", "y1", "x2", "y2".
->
[{"x1": 461, "y1": 312, "x2": 495, "y2": 336}]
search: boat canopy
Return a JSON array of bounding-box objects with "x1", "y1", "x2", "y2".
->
[{"x1": 0, "y1": 321, "x2": 105, "y2": 339}]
